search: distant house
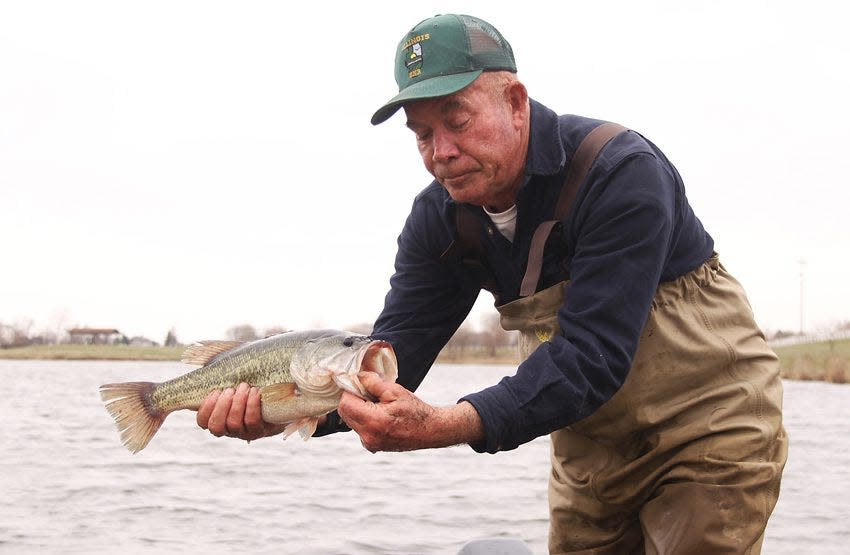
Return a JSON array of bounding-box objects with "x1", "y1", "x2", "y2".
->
[{"x1": 67, "y1": 328, "x2": 122, "y2": 345}]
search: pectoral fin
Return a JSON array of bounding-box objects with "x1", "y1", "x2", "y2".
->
[
  {"x1": 260, "y1": 382, "x2": 298, "y2": 402},
  {"x1": 260, "y1": 384, "x2": 341, "y2": 426}
]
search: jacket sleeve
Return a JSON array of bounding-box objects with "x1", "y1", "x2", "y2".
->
[
  {"x1": 461, "y1": 151, "x2": 683, "y2": 453},
  {"x1": 314, "y1": 189, "x2": 480, "y2": 437},
  {"x1": 370, "y1": 194, "x2": 482, "y2": 393},
  {"x1": 313, "y1": 190, "x2": 481, "y2": 438}
]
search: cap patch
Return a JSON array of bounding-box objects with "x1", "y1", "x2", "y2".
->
[{"x1": 401, "y1": 33, "x2": 430, "y2": 79}]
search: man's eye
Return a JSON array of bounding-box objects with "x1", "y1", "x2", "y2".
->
[
  {"x1": 415, "y1": 131, "x2": 432, "y2": 141},
  {"x1": 448, "y1": 118, "x2": 470, "y2": 130}
]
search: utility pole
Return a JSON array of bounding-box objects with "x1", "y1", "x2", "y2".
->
[{"x1": 798, "y1": 259, "x2": 806, "y2": 335}]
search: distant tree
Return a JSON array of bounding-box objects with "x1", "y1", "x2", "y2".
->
[
  {"x1": 770, "y1": 329, "x2": 797, "y2": 340},
  {"x1": 128, "y1": 336, "x2": 154, "y2": 346},
  {"x1": 226, "y1": 324, "x2": 259, "y2": 342},
  {"x1": 262, "y1": 326, "x2": 289, "y2": 337},
  {"x1": 46, "y1": 309, "x2": 72, "y2": 345},
  {"x1": 37, "y1": 327, "x2": 57, "y2": 345},
  {"x1": 0, "y1": 320, "x2": 34, "y2": 348},
  {"x1": 164, "y1": 327, "x2": 179, "y2": 347},
  {"x1": 0, "y1": 322, "x2": 14, "y2": 348},
  {"x1": 446, "y1": 320, "x2": 477, "y2": 353},
  {"x1": 478, "y1": 312, "x2": 514, "y2": 356}
]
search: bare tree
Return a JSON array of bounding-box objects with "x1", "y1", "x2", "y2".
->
[
  {"x1": 0, "y1": 322, "x2": 14, "y2": 347},
  {"x1": 164, "y1": 327, "x2": 179, "y2": 347},
  {"x1": 0, "y1": 320, "x2": 34, "y2": 348},
  {"x1": 262, "y1": 325, "x2": 289, "y2": 337},
  {"x1": 445, "y1": 320, "x2": 478, "y2": 353},
  {"x1": 478, "y1": 312, "x2": 515, "y2": 356},
  {"x1": 46, "y1": 309, "x2": 72, "y2": 345},
  {"x1": 225, "y1": 324, "x2": 259, "y2": 342}
]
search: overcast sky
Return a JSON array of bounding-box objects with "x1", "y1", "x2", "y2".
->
[{"x1": 1, "y1": 0, "x2": 847, "y2": 343}]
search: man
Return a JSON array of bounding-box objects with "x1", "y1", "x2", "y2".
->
[{"x1": 198, "y1": 14, "x2": 787, "y2": 553}]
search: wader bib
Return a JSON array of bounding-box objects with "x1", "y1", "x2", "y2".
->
[{"x1": 456, "y1": 124, "x2": 787, "y2": 553}]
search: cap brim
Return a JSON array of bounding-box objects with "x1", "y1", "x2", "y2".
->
[{"x1": 370, "y1": 70, "x2": 483, "y2": 125}]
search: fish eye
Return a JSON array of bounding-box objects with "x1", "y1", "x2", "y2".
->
[{"x1": 342, "y1": 337, "x2": 356, "y2": 347}]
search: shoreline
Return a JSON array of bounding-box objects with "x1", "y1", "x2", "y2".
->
[
  {"x1": 0, "y1": 343, "x2": 519, "y2": 365},
  {"x1": 1, "y1": 340, "x2": 847, "y2": 382}
]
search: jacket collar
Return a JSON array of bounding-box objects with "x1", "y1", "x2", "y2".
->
[{"x1": 524, "y1": 98, "x2": 567, "y2": 178}]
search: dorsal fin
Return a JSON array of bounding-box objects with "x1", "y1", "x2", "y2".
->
[{"x1": 181, "y1": 340, "x2": 246, "y2": 366}]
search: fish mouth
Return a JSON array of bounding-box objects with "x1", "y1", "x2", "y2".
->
[
  {"x1": 314, "y1": 339, "x2": 398, "y2": 400},
  {"x1": 360, "y1": 340, "x2": 398, "y2": 382}
]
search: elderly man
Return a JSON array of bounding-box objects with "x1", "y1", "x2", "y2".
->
[{"x1": 199, "y1": 14, "x2": 787, "y2": 554}]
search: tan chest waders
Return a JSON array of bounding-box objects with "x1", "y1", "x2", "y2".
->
[{"x1": 453, "y1": 124, "x2": 787, "y2": 554}]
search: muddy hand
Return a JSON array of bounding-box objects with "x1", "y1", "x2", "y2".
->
[{"x1": 338, "y1": 372, "x2": 485, "y2": 452}]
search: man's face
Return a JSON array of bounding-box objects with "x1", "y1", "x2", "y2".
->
[{"x1": 403, "y1": 75, "x2": 527, "y2": 211}]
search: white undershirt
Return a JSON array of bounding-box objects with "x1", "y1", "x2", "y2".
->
[{"x1": 484, "y1": 204, "x2": 518, "y2": 242}]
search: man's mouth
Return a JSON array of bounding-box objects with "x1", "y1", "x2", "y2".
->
[{"x1": 440, "y1": 170, "x2": 474, "y2": 187}]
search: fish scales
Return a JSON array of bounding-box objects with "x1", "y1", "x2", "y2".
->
[{"x1": 150, "y1": 334, "x2": 301, "y2": 411}]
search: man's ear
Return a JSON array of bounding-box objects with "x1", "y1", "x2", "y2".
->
[{"x1": 506, "y1": 80, "x2": 529, "y2": 128}]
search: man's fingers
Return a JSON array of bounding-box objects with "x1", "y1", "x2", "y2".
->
[
  {"x1": 244, "y1": 386, "x2": 265, "y2": 438},
  {"x1": 338, "y1": 390, "x2": 374, "y2": 428},
  {"x1": 359, "y1": 370, "x2": 381, "y2": 388},
  {"x1": 207, "y1": 387, "x2": 235, "y2": 437},
  {"x1": 197, "y1": 389, "x2": 221, "y2": 429},
  {"x1": 225, "y1": 383, "x2": 250, "y2": 434},
  {"x1": 195, "y1": 383, "x2": 275, "y2": 442},
  {"x1": 359, "y1": 371, "x2": 396, "y2": 401}
]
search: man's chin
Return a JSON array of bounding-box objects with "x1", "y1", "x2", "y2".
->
[
  {"x1": 445, "y1": 188, "x2": 484, "y2": 207},
  {"x1": 440, "y1": 181, "x2": 481, "y2": 205}
]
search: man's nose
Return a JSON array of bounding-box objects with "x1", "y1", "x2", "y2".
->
[{"x1": 432, "y1": 130, "x2": 459, "y2": 163}]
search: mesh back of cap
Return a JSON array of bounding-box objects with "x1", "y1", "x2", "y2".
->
[{"x1": 459, "y1": 15, "x2": 516, "y2": 70}]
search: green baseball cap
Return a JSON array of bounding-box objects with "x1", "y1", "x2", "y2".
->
[{"x1": 371, "y1": 14, "x2": 517, "y2": 125}]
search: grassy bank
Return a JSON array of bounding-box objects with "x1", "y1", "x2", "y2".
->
[
  {"x1": 0, "y1": 343, "x2": 519, "y2": 365},
  {"x1": 436, "y1": 347, "x2": 519, "y2": 366},
  {"x1": 773, "y1": 337, "x2": 850, "y2": 383},
  {"x1": 2, "y1": 339, "x2": 848, "y2": 384},
  {"x1": 0, "y1": 344, "x2": 184, "y2": 361},
  {"x1": 437, "y1": 339, "x2": 850, "y2": 383}
]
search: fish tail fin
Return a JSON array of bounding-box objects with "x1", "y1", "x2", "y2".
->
[
  {"x1": 281, "y1": 417, "x2": 320, "y2": 441},
  {"x1": 99, "y1": 381, "x2": 166, "y2": 453}
]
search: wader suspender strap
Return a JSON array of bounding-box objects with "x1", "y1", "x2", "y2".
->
[
  {"x1": 518, "y1": 122, "x2": 628, "y2": 297},
  {"x1": 442, "y1": 122, "x2": 628, "y2": 300},
  {"x1": 442, "y1": 203, "x2": 500, "y2": 297}
]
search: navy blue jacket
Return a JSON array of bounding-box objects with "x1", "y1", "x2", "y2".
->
[{"x1": 320, "y1": 99, "x2": 714, "y2": 453}]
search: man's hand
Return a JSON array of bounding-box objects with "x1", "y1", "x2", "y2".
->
[
  {"x1": 196, "y1": 382, "x2": 287, "y2": 441},
  {"x1": 337, "y1": 372, "x2": 485, "y2": 452}
]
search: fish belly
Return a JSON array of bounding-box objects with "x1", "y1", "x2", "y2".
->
[{"x1": 261, "y1": 387, "x2": 342, "y2": 424}]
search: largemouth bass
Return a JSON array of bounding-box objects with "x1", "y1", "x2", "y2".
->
[{"x1": 99, "y1": 329, "x2": 397, "y2": 453}]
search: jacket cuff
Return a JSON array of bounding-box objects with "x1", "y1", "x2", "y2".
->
[{"x1": 459, "y1": 383, "x2": 520, "y2": 454}]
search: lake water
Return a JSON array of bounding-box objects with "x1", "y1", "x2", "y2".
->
[{"x1": 1, "y1": 360, "x2": 848, "y2": 554}]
